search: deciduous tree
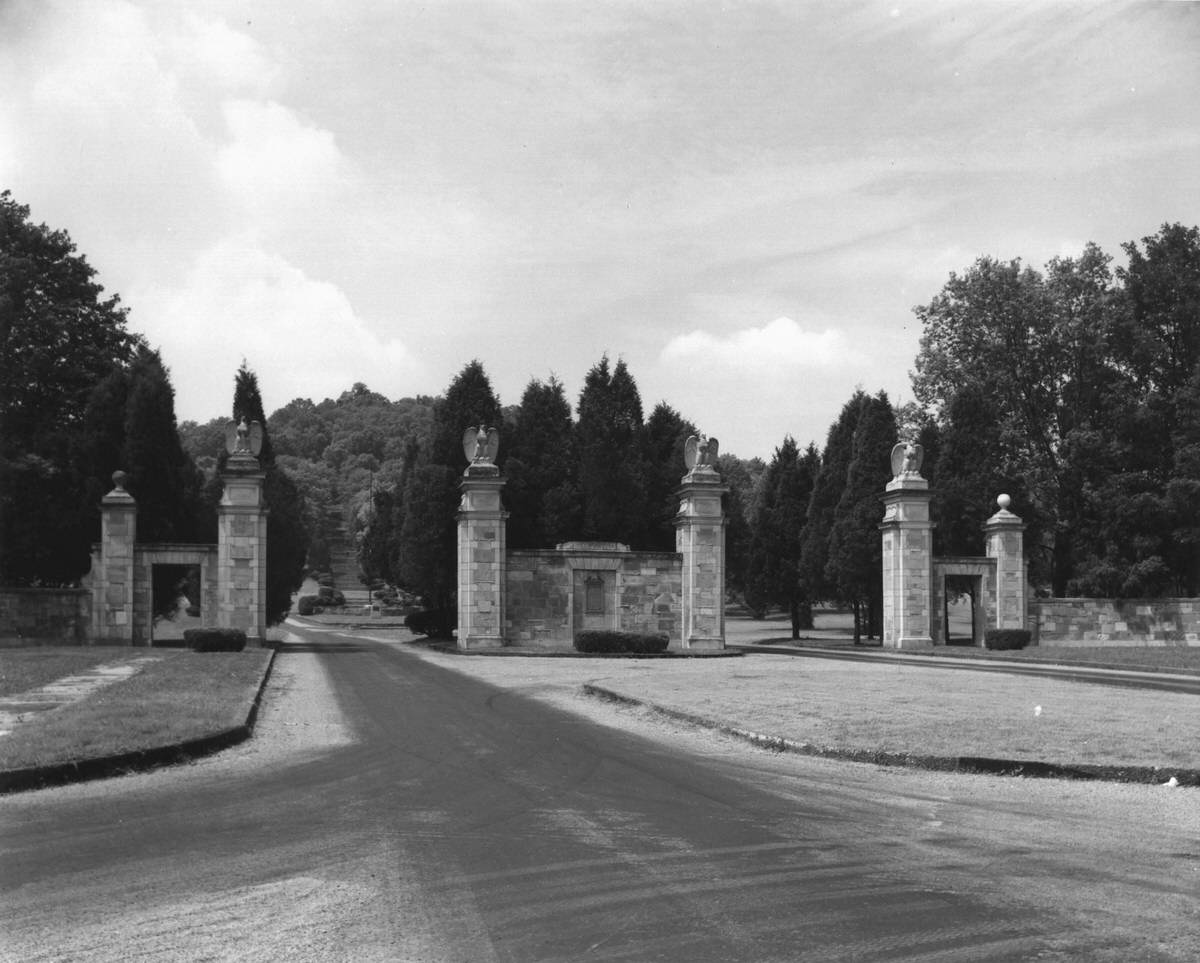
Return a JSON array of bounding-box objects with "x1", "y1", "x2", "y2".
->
[{"x1": 1, "y1": 191, "x2": 139, "y2": 583}]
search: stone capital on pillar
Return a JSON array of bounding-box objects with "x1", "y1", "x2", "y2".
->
[
  {"x1": 676, "y1": 465, "x2": 728, "y2": 651},
  {"x1": 880, "y1": 473, "x2": 934, "y2": 649},
  {"x1": 458, "y1": 465, "x2": 507, "y2": 650}
]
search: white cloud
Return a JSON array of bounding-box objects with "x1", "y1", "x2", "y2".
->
[
  {"x1": 169, "y1": 11, "x2": 279, "y2": 94},
  {"x1": 646, "y1": 316, "x2": 885, "y2": 458},
  {"x1": 133, "y1": 236, "x2": 426, "y2": 421},
  {"x1": 661, "y1": 317, "x2": 854, "y2": 371},
  {"x1": 217, "y1": 99, "x2": 350, "y2": 222}
]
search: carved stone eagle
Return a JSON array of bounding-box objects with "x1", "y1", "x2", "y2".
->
[
  {"x1": 683, "y1": 434, "x2": 719, "y2": 471},
  {"x1": 890, "y1": 441, "x2": 923, "y2": 478},
  {"x1": 225, "y1": 418, "x2": 264, "y2": 457},
  {"x1": 462, "y1": 425, "x2": 500, "y2": 465}
]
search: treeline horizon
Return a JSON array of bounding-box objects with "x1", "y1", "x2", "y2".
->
[{"x1": 5, "y1": 185, "x2": 1197, "y2": 626}]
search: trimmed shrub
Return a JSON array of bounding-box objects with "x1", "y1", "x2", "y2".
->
[
  {"x1": 297, "y1": 595, "x2": 320, "y2": 616},
  {"x1": 574, "y1": 630, "x2": 670, "y2": 655},
  {"x1": 184, "y1": 628, "x2": 247, "y2": 652},
  {"x1": 984, "y1": 629, "x2": 1032, "y2": 651},
  {"x1": 404, "y1": 608, "x2": 456, "y2": 639}
]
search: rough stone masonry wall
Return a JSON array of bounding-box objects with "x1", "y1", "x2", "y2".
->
[
  {"x1": 506, "y1": 552, "x2": 571, "y2": 642},
  {"x1": 1033, "y1": 598, "x2": 1200, "y2": 645},
  {"x1": 0, "y1": 589, "x2": 91, "y2": 646},
  {"x1": 506, "y1": 550, "x2": 682, "y2": 644},
  {"x1": 617, "y1": 554, "x2": 682, "y2": 640}
]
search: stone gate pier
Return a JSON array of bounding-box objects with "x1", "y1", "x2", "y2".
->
[
  {"x1": 455, "y1": 428, "x2": 727, "y2": 650},
  {"x1": 89, "y1": 419, "x2": 269, "y2": 645},
  {"x1": 880, "y1": 442, "x2": 1028, "y2": 648}
]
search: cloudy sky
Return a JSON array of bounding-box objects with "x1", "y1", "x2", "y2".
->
[{"x1": 2, "y1": 1, "x2": 1197, "y2": 459}]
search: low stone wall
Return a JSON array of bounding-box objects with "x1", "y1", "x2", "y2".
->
[
  {"x1": 1032, "y1": 598, "x2": 1200, "y2": 645},
  {"x1": 506, "y1": 548, "x2": 682, "y2": 645},
  {"x1": 0, "y1": 588, "x2": 91, "y2": 646}
]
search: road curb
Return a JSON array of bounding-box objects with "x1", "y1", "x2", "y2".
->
[
  {"x1": 735, "y1": 642, "x2": 1200, "y2": 679},
  {"x1": 581, "y1": 683, "x2": 1200, "y2": 787},
  {"x1": 0, "y1": 648, "x2": 278, "y2": 795}
]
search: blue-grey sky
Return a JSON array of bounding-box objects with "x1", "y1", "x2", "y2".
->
[{"x1": 3, "y1": 1, "x2": 1197, "y2": 458}]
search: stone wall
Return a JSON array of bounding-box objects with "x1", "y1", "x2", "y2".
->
[
  {"x1": 506, "y1": 548, "x2": 682, "y2": 645},
  {"x1": 1032, "y1": 598, "x2": 1200, "y2": 645},
  {"x1": 0, "y1": 588, "x2": 91, "y2": 646}
]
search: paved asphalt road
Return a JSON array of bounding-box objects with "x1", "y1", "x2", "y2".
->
[{"x1": 2, "y1": 623, "x2": 1196, "y2": 961}]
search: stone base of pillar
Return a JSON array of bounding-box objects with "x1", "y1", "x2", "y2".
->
[
  {"x1": 457, "y1": 634, "x2": 505, "y2": 651},
  {"x1": 682, "y1": 636, "x2": 724, "y2": 651},
  {"x1": 892, "y1": 635, "x2": 934, "y2": 649}
]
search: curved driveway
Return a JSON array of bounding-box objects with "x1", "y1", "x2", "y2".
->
[{"x1": 2, "y1": 623, "x2": 1197, "y2": 961}]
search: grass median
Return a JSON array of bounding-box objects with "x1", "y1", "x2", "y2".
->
[
  {"x1": 581, "y1": 656, "x2": 1198, "y2": 773},
  {"x1": 0, "y1": 647, "x2": 128, "y2": 697},
  {"x1": 0, "y1": 648, "x2": 272, "y2": 773}
]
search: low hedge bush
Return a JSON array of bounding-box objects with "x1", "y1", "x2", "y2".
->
[
  {"x1": 183, "y1": 628, "x2": 248, "y2": 652},
  {"x1": 573, "y1": 630, "x2": 670, "y2": 654},
  {"x1": 404, "y1": 608, "x2": 456, "y2": 639},
  {"x1": 984, "y1": 628, "x2": 1032, "y2": 651},
  {"x1": 297, "y1": 595, "x2": 320, "y2": 616}
]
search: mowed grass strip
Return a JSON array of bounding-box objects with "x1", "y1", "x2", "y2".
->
[
  {"x1": 0, "y1": 650, "x2": 271, "y2": 771},
  {"x1": 0, "y1": 647, "x2": 131, "y2": 697},
  {"x1": 583, "y1": 657, "x2": 1200, "y2": 770}
]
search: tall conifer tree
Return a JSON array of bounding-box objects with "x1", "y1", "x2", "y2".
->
[
  {"x1": 576, "y1": 356, "x2": 647, "y2": 545},
  {"x1": 826, "y1": 391, "x2": 897, "y2": 642},
  {"x1": 798, "y1": 390, "x2": 866, "y2": 605}
]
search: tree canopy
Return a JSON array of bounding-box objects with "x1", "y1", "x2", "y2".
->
[{"x1": 912, "y1": 223, "x2": 1200, "y2": 596}]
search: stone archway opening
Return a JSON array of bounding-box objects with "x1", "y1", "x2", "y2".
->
[
  {"x1": 149, "y1": 563, "x2": 202, "y2": 647},
  {"x1": 943, "y1": 573, "x2": 983, "y2": 646}
]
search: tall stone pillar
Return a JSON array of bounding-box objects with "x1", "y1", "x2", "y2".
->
[
  {"x1": 218, "y1": 447, "x2": 268, "y2": 643},
  {"x1": 675, "y1": 437, "x2": 727, "y2": 651},
  {"x1": 94, "y1": 471, "x2": 137, "y2": 645},
  {"x1": 880, "y1": 443, "x2": 934, "y2": 648},
  {"x1": 984, "y1": 494, "x2": 1027, "y2": 631},
  {"x1": 457, "y1": 426, "x2": 507, "y2": 650}
]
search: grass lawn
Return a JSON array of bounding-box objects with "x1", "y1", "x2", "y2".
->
[
  {"x1": 0, "y1": 649, "x2": 271, "y2": 772},
  {"x1": 583, "y1": 656, "x2": 1199, "y2": 771},
  {"x1": 0, "y1": 647, "x2": 131, "y2": 697}
]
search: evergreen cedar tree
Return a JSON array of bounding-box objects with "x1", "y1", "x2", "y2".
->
[
  {"x1": 503, "y1": 377, "x2": 580, "y2": 550},
  {"x1": 222, "y1": 364, "x2": 311, "y2": 626},
  {"x1": 745, "y1": 437, "x2": 819, "y2": 638},
  {"x1": 389, "y1": 360, "x2": 504, "y2": 611},
  {"x1": 825, "y1": 391, "x2": 897, "y2": 642},
  {"x1": 576, "y1": 356, "x2": 649, "y2": 546}
]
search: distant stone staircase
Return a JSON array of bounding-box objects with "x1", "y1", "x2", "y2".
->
[{"x1": 327, "y1": 539, "x2": 366, "y2": 600}]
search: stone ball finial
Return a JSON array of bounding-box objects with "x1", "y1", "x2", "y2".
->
[
  {"x1": 112, "y1": 470, "x2": 128, "y2": 492},
  {"x1": 997, "y1": 493, "x2": 1011, "y2": 510}
]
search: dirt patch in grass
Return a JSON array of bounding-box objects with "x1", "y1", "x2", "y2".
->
[
  {"x1": 0, "y1": 650, "x2": 272, "y2": 772},
  {"x1": 0, "y1": 647, "x2": 133, "y2": 697}
]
